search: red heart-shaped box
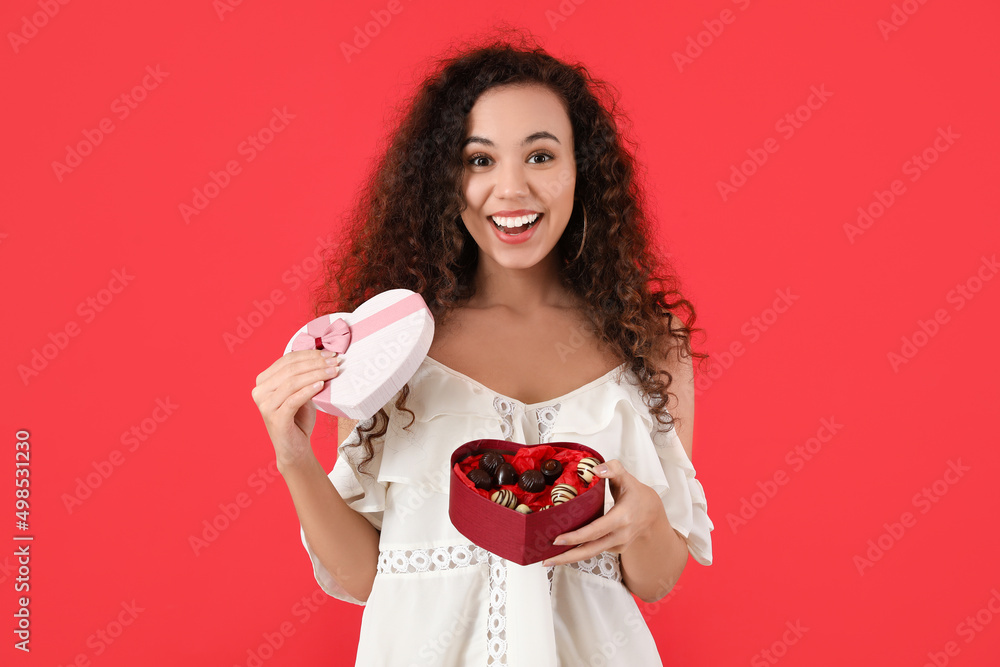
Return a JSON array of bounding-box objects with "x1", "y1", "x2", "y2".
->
[{"x1": 449, "y1": 439, "x2": 606, "y2": 566}]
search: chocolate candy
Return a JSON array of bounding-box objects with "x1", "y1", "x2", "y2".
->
[
  {"x1": 577, "y1": 457, "x2": 601, "y2": 484},
  {"x1": 539, "y1": 505, "x2": 553, "y2": 511},
  {"x1": 541, "y1": 459, "x2": 563, "y2": 484},
  {"x1": 467, "y1": 468, "x2": 494, "y2": 490},
  {"x1": 491, "y1": 488, "x2": 518, "y2": 509},
  {"x1": 479, "y1": 451, "x2": 505, "y2": 476},
  {"x1": 518, "y1": 469, "x2": 546, "y2": 493},
  {"x1": 496, "y1": 462, "x2": 519, "y2": 486},
  {"x1": 551, "y1": 483, "x2": 578, "y2": 504},
  {"x1": 515, "y1": 504, "x2": 532, "y2": 514}
]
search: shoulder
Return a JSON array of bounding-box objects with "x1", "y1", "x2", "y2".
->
[{"x1": 650, "y1": 313, "x2": 695, "y2": 461}]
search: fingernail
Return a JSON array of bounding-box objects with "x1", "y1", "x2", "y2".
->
[
  {"x1": 553, "y1": 538, "x2": 566, "y2": 545},
  {"x1": 326, "y1": 357, "x2": 338, "y2": 365},
  {"x1": 325, "y1": 366, "x2": 338, "y2": 375},
  {"x1": 594, "y1": 464, "x2": 608, "y2": 475},
  {"x1": 320, "y1": 350, "x2": 334, "y2": 358}
]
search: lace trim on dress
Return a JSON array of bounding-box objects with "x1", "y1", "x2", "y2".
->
[
  {"x1": 490, "y1": 396, "x2": 516, "y2": 664},
  {"x1": 537, "y1": 403, "x2": 561, "y2": 442},
  {"x1": 491, "y1": 396, "x2": 564, "y2": 444},
  {"x1": 376, "y1": 545, "x2": 621, "y2": 583},
  {"x1": 572, "y1": 552, "x2": 623, "y2": 583},
  {"x1": 487, "y1": 553, "x2": 508, "y2": 665},
  {"x1": 377, "y1": 544, "x2": 490, "y2": 574},
  {"x1": 493, "y1": 396, "x2": 515, "y2": 440}
]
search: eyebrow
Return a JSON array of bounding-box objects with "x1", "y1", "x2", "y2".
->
[{"x1": 461, "y1": 131, "x2": 561, "y2": 149}]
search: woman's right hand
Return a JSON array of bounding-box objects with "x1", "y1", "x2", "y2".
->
[{"x1": 251, "y1": 349, "x2": 344, "y2": 471}]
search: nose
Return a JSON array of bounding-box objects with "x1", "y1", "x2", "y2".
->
[{"x1": 494, "y1": 160, "x2": 529, "y2": 198}]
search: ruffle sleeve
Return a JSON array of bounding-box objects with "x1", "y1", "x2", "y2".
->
[
  {"x1": 556, "y1": 377, "x2": 715, "y2": 566},
  {"x1": 299, "y1": 415, "x2": 389, "y2": 606},
  {"x1": 648, "y1": 416, "x2": 714, "y2": 566}
]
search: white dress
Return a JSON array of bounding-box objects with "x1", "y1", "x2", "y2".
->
[{"x1": 299, "y1": 355, "x2": 715, "y2": 666}]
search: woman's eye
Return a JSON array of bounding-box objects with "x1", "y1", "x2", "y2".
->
[{"x1": 467, "y1": 152, "x2": 554, "y2": 167}]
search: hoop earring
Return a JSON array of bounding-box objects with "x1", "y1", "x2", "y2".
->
[{"x1": 570, "y1": 202, "x2": 588, "y2": 262}]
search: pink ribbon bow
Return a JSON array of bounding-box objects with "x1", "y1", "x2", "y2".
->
[
  {"x1": 313, "y1": 318, "x2": 351, "y2": 354},
  {"x1": 289, "y1": 292, "x2": 431, "y2": 359}
]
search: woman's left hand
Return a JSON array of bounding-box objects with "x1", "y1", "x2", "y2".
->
[{"x1": 541, "y1": 458, "x2": 666, "y2": 567}]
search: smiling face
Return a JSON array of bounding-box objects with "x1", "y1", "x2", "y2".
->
[{"x1": 458, "y1": 83, "x2": 576, "y2": 270}]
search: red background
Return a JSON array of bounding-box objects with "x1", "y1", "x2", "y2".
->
[{"x1": 3, "y1": 0, "x2": 999, "y2": 665}]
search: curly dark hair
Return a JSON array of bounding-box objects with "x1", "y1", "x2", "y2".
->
[{"x1": 310, "y1": 26, "x2": 706, "y2": 476}]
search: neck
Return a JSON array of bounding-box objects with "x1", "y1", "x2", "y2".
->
[{"x1": 468, "y1": 250, "x2": 576, "y2": 314}]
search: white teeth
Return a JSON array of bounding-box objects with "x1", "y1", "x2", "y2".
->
[{"x1": 491, "y1": 213, "x2": 540, "y2": 228}]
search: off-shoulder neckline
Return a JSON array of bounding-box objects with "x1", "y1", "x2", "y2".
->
[{"x1": 422, "y1": 356, "x2": 630, "y2": 409}]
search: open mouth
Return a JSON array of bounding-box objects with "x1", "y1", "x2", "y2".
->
[{"x1": 490, "y1": 212, "x2": 542, "y2": 236}]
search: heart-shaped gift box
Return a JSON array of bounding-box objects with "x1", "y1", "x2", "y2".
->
[
  {"x1": 283, "y1": 289, "x2": 435, "y2": 421},
  {"x1": 449, "y1": 439, "x2": 606, "y2": 566}
]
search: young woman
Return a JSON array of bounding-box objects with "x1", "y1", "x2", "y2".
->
[{"x1": 253, "y1": 30, "x2": 714, "y2": 666}]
